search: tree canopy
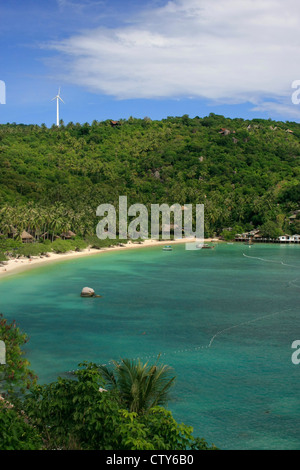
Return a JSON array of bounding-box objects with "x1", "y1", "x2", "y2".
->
[{"x1": 0, "y1": 115, "x2": 299, "y2": 245}]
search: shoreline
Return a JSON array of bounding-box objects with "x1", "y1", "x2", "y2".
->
[{"x1": 0, "y1": 238, "x2": 219, "y2": 279}]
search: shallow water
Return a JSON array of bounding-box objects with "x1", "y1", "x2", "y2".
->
[{"x1": 0, "y1": 243, "x2": 299, "y2": 450}]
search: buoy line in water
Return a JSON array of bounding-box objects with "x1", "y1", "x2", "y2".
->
[
  {"x1": 65, "y1": 306, "x2": 294, "y2": 374},
  {"x1": 242, "y1": 253, "x2": 299, "y2": 268},
  {"x1": 243, "y1": 252, "x2": 300, "y2": 289},
  {"x1": 288, "y1": 278, "x2": 300, "y2": 288},
  {"x1": 206, "y1": 308, "x2": 293, "y2": 349},
  {"x1": 109, "y1": 307, "x2": 295, "y2": 365}
]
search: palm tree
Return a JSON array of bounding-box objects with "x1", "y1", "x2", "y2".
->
[{"x1": 98, "y1": 356, "x2": 176, "y2": 415}]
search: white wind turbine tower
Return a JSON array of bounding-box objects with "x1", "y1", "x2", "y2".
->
[{"x1": 51, "y1": 88, "x2": 65, "y2": 126}]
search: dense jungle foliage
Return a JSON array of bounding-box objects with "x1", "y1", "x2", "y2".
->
[{"x1": 0, "y1": 113, "x2": 299, "y2": 248}]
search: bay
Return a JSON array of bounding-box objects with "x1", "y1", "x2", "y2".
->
[{"x1": 0, "y1": 242, "x2": 299, "y2": 450}]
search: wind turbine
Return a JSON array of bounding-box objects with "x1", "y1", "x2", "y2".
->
[{"x1": 51, "y1": 88, "x2": 65, "y2": 126}]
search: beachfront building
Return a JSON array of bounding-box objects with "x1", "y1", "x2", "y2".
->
[
  {"x1": 21, "y1": 230, "x2": 34, "y2": 243},
  {"x1": 235, "y1": 232, "x2": 300, "y2": 243},
  {"x1": 278, "y1": 235, "x2": 289, "y2": 242},
  {"x1": 277, "y1": 234, "x2": 300, "y2": 243},
  {"x1": 235, "y1": 230, "x2": 260, "y2": 242}
]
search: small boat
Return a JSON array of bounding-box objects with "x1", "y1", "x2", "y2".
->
[
  {"x1": 163, "y1": 245, "x2": 173, "y2": 251},
  {"x1": 196, "y1": 243, "x2": 215, "y2": 249}
]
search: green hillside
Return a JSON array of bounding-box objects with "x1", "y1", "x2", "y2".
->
[{"x1": 0, "y1": 113, "x2": 299, "y2": 242}]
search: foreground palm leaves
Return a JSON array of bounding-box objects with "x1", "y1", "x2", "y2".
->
[{"x1": 98, "y1": 356, "x2": 176, "y2": 414}]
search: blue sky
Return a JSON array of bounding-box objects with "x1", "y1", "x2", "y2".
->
[{"x1": 1, "y1": 0, "x2": 300, "y2": 126}]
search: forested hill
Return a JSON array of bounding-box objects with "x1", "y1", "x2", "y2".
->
[{"x1": 0, "y1": 113, "x2": 299, "y2": 238}]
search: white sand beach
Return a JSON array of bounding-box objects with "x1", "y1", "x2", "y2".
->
[{"x1": 0, "y1": 238, "x2": 219, "y2": 278}]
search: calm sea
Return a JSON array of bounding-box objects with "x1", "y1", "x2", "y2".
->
[{"x1": 0, "y1": 242, "x2": 299, "y2": 450}]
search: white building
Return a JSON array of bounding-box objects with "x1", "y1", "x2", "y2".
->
[{"x1": 278, "y1": 234, "x2": 300, "y2": 242}]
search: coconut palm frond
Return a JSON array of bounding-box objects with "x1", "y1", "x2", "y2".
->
[{"x1": 104, "y1": 356, "x2": 176, "y2": 414}]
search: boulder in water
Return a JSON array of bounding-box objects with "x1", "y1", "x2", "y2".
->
[{"x1": 81, "y1": 287, "x2": 95, "y2": 297}]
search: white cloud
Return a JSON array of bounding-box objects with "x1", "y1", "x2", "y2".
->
[
  {"x1": 47, "y1": 0, "x2": 300, "y2": 113},
  {"x1": 251, "y1": 101, "x2": 300, "y2": 119}
]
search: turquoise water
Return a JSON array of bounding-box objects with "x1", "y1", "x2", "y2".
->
[{"x1": 0, "y1": 243, "x2": 299, "y2": 450}]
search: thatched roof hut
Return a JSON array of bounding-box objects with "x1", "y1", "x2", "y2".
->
[
  {"x1": 61, "y1": 230, "x2": 76, "y2": 239},
  {"x1": 21, "y1": 230, "x2": 34, "y2": 243}
]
